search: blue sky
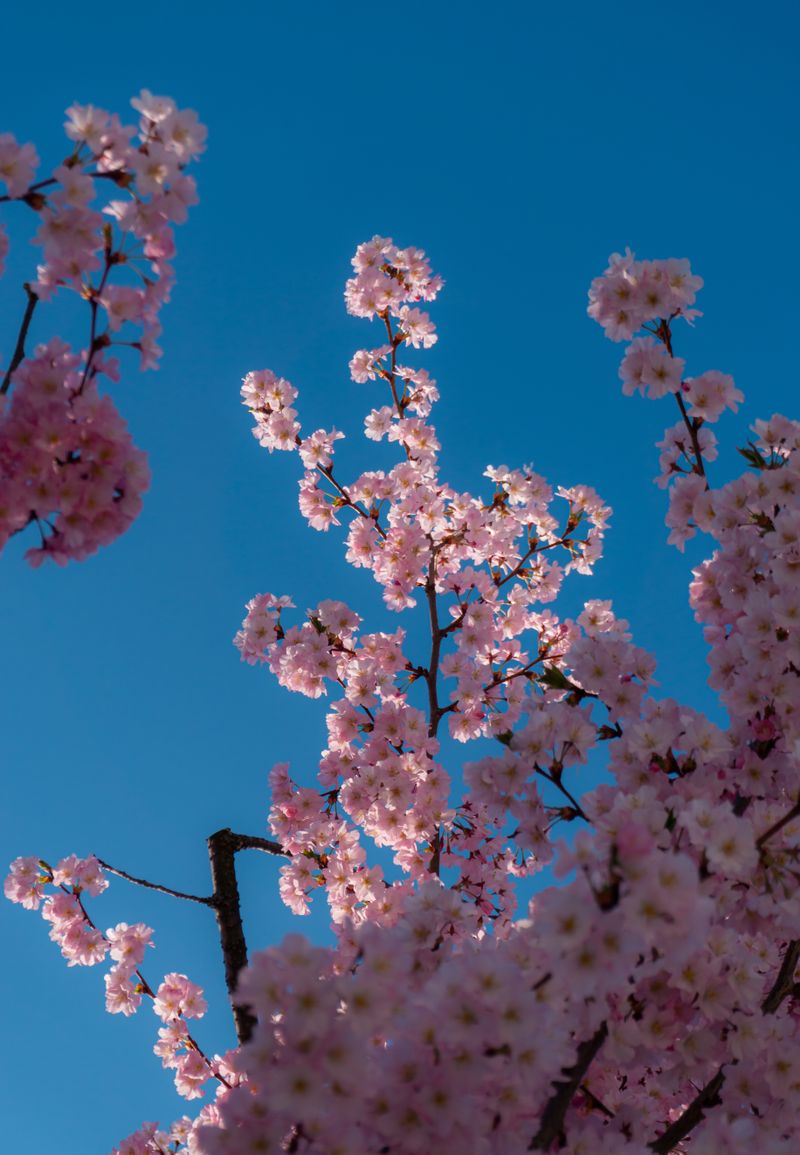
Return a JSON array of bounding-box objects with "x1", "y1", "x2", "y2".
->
[{"x1": 1, "y1": 2, "x2": 798, "y2": 1151}]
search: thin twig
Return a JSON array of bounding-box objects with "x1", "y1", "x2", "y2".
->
[
  {"x1": 674, "y1": 392, "x2": 707, "y2": 480},
  {"x1": 227, "y1": 832, "x2": 287, "y2": 856},
  {"x1": 424, "y1": 550, "x2": 443, "y2": 739},
  {"x1": 95, "y1": 858, "x2": 213, "y2": 905},
  {"x1": 536, "y1": 766, "x2": 591, "y2": 825}
]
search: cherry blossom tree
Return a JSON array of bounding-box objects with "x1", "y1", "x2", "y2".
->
[{"x1": 6, "y1": 117, "x2": 800, "y2": 1153}]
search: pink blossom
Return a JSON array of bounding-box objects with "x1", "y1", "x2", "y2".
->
[
  {"x1": 397, "y1": 306, "x2": 438, "y2": 348},
  {"x1": 153, "y1": 973, "x2": 207, "y2": 1022},
  {"x1": 4, "y1": 856, "x2": 48, "y2": 909},
  {"x1": 683, "y1": 369, "x2": 744, "y2": 422},
  {"x1": 619, "y1": 335, "x2": 684, "y2": 399},
  {"x1": 0, "y1": 133, "x2": 38, "y2": 197}
]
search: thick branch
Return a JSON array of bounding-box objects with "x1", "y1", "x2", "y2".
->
[
  {"x1": 99, "y1": 831, "x2": 286, "y2": 1044},
  {"x1": 648, "y1": 1068, "x2": 725, "y2": 1154},
  {"x1": 207, "y1": 828, "x2": 288, "y2": 1044},
  {"x1": 529, "y1": 1021, "x2": 608, "y2": 1150},
  {"x1": 762, "y1": 940, "x2": 800, "y2": 1014},
  {"x1": 207, "y1": 829, "x2": 255, "y2": 1044},
  {"x1": 644, "y1": 941, "x2": 798, "y2": 1153},
  {"x1": 1, "y1": 284, "x2": 38, "y2": 395}
]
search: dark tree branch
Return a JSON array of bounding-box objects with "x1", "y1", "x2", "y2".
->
[
  {"x1": 207, "y1": 828, "x2": 289, "y2": 1044},
  {"x1": 674, "y1": 392, "x2": 707, "y2": 479},
  {"x1": 225, "y1": 831, "x2": 287, "y2": 857},
  {"x1": 762, "y1": 940, "x2": 800, "y2": 1015},
  {"x1": 644, "y1": 941, "x2": 799, "y2": 1153},
  {"x1": 99, "y1": 829, "x2": 288, "y2": 1045},
  {"x1": 756, "y1": 800, "x2": 800, "y2": 850},
  {"x1": 529, "y1": 1021, "x2": 608, "y2": 1150},
  {"x1": 579, "y1": 1083, "x2": 615, "y2": 1119},
  {"x1": 1, "y1": 284, "x2": 38, "y2": 395},
  {"x1": 95, "y1": 858, "x2": 213, "y2": 905},
  {"x1": 207, "y1": 829, "x2": 256, "y2": 1044},
  {"x1": 648, "y1": 1068, "x2": 725, "y2": 1154},
  {"x1": 424, "y1": 550, "x2": 443, "y2": 740}
]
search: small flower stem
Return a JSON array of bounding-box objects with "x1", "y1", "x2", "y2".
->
[
  {"x1": 674, "y1": 391, "x2": 707, "y2": 479},
  {"x1": 536, "y1": 767, "x2": 591, "y2": 824}
]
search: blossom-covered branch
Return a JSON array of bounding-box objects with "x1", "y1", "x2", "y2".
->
[{"x1": 0, "y1": 91, "x2": 205, "y2": 564}]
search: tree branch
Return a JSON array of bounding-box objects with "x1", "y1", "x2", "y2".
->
[
  {"x1": 644, "y1": 941, "x2": 799, "y2": 1153},
  {"x1": 648, "y1": 1068, "x2": 725, "y2": 1154},
  {"x1": 762, "y1": 940, "x2": 800, "y2": 1015},
  {"x1": 756, "y1": 800, "x2": 800, "y2": 850},
  {"x1": 674, "y1": 392, "x2": 707, "y2": 479},
  {"x1": 100, "y1": 830, "x2": 288, "y2": 1045},
  {"x1": 95, "y1": 858, "x2": 213, "y2": 905},
  {"x1": 529, "y1": 1021, "x2": 608, "y2": 1150},
  {"x1": 424, "y1": 549, "x2": 443, "y2": 739},
  {"x1": 1, "y1": 284, "x2": 38, "y2": 395},
  {"x1": 207, "y1": 828, "x2": 288, "y2": 1044},
  {"x1": 226, "y1": 831, "x2": 287, "y2": 857}
]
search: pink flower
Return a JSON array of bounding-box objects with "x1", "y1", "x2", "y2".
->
[
  {"x1": 4, "y1": 856, "x2": 48, "y2": 909},
  {"x1": 64, "y1": 103, "x2": 111, "y2": 151},
  {"x1": 683, "y1": 370, "x2": 744, "y2": 422},
  {"x1": 0, "y1": 133, "x2": 39, "y2": 197},
  {"x1": 397, "y1": 306, "x2": 437, "y2": 349},
  {"x1": 153, "y1": 973, "x2": 207, "y2": 1022},
  {"x1": 619, "y1": 336, "x2": 684, "y2": 399},
  {"x1": 105, "y1": 971, "x2": 143, "y2": 1016}
]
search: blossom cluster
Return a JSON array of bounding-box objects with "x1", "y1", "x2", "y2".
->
[
  {"x1": 0, "y1": 338, "x2": 149, "y2": 563},
  {"x1": 586, "y1": 249, "x2": 703, "y2": 342},
  {"x1": 0, "y1": 91, "x2": 205, "y2": 563},
  {"x1": 3, "y1": 854, "x2": 223, "y2": 1105},
  {"x1": 590, "y1": 250, "x2": 745, "y2": 548},
  {"x1": 237, "y1": 240, "x2": 613, "y2": 933}
]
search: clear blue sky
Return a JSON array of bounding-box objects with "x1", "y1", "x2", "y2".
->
[{"x1": 2, "y1": 2, "x2": 798, "y2": 1151}]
